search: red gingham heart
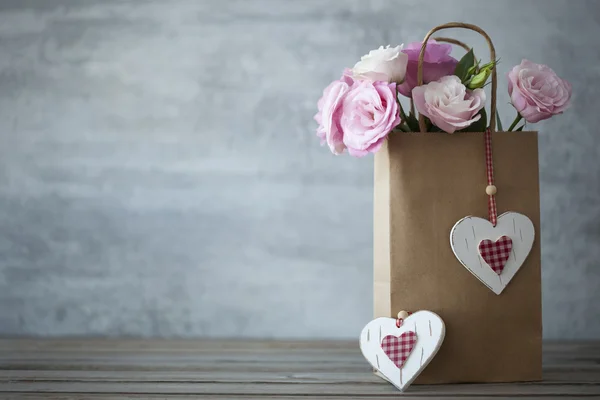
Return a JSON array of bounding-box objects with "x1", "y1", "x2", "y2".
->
[
  {"x1": 478, "y1": 236, "x2": 513, "y2": 275},
  {"x1": 381, "y1": 331, "x2": 417, "y2": 369}
]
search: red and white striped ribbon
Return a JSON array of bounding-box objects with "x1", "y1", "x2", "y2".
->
[{"x1": 484, "y1": 128, "x2": 497, "y2": 226}]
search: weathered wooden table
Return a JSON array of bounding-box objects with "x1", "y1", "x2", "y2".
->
[{"x1": 0, "y1": 339, "x2": 598, "y2": 399}]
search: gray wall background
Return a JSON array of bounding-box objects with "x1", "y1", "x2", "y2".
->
[{"x1": 0, "y1": 0, "x2": 598, "y2": 339}]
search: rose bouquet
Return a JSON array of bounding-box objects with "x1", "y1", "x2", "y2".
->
[
  {"x1": 314, "y1": 29, "x2": 572, "y2": 157},
  {"x1": 318, "y1": 23, "x2": 564, "y2": 385}
]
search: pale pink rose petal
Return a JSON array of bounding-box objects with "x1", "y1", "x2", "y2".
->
[
  {"x1": 412, "y1": 75, "x2": 485, "y2": 133},
  {"x1": 508, "y1": 59, "x2": 572, "y2": 123},
  {"x1": 340, "y1": 80, "x2": 400, "y2": 157},
  {"x1": 314, "y1": 73, "x2": 355, "y2": 154}
]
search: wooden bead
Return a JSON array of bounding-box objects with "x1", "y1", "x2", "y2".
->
[
  {"x1": 486, "y1": 185, "x2": 497, "y2": 196},
  {"x1": 397, "y1": 310, "x2": 409, "y2": 320}
]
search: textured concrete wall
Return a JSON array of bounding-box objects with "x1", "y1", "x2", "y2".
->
[{"x1": 0, "y1": 0, "x2": 598, "y2": 339}]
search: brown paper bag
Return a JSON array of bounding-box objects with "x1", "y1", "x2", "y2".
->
[{"x1": 373, "y1": 23, "x2": 542, "y2": 384}]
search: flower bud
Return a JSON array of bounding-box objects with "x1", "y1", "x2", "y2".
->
[{"x1": 467, "y1": 64, "x2": 494, "y2": 89}]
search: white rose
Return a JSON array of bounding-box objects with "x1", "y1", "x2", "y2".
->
[{"x1": 352, "y1": 45, "x2": 408, "y2": 84}]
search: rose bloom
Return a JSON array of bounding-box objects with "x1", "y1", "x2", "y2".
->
[
  {"x1": 314, "y1": 71, "x2": 354, "y2": 154},
  {"x1": 340, "y1": 80, "x2": 400, "y2": 157},
  {"x1": 351, "y1": 45, "x2": 408, "y2": 85},
  {"x1": 397, "y1": 40, "x2": 458, "y2": 97},
  {"x1": 508, "y1": 59, "x2": 572, "y2": 123},
  {"x1": 412, "y1": 75, "x2": 486, "y2": 133}
]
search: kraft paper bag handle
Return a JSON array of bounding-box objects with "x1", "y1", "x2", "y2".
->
[
  {"x1": 433, "y1": 37, "x2": 471, "y2": 52},
  {"x1": 417, "y1": 22, "x2": 498, "y2": 133}
]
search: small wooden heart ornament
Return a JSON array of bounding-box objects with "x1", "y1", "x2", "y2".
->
[
  {"x1": 359, "y1": 311, "x2": 445, "y2": 392},
  {"x1": 450, "y1": 212, "x2": 535, "y2": 294}
]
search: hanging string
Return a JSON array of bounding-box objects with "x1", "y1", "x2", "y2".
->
[{"x1": 484, "y1": 128, "x2": 498, "y2": 226}]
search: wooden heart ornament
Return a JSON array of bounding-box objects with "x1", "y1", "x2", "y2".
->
[
  {"x1": 359, "y1": 311, "x2": 445, "y2": 392},
  {"x1": 450, "y1": 212, "x2": 535, "y2": 294}
]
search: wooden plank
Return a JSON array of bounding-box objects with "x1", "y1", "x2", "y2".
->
[
  {"x1": 5, "y1": 347, "x2": 600, "y2": 359},
  {"x1": 0, "y1": 394, "x2": 566, "y2": 400},
  {"x1": 4, "y1": 356, "x2": 599, "y2": 368},
  {"x1": 0, "y1": 353, "x2": 370, "y2": 372},
  {"x1": 2, "y1": 339, "x2": 598, "y2": 354},
  {"x1": 1, "y1": 358, "x2": 598, "y2": 373},
  {"x1": 1, "y1": 368, "x2": 600, "y2": 384},
  {"x1": 0, "y1": 363, "x2": 366, "y2": 374},
  {"x1": 0, "y1": 339, "x2": 359, "y2": 352},
  {"x1": 0, "y1": 355, "x2": 363, "y2": 366},
  {"x1": 1, "y1": 343, "x2": 598, "y2": 363},
  {"x1": 2, "y1": 363, "x2": 597, "y2": 376},
  {"x1": 2, "y1": 381, "x2": 600, "y2": 396},
  {"x1": 0, "y1": 351, "x2": 362, "y2": 361}
]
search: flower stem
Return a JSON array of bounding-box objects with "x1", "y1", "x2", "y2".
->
[
  {"x1": 409, "y1": 97, "x2": 415, "y2": 117},
  {"x1": 507, "y1": 113, "x2": 523, "y2": 131}
]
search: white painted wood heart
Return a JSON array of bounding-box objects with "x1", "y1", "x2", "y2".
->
[
  {"x1": 450, "y1": 211, "x2": 535, "y2": 295},
  {"x1": 359, "y1": 311, "x2": 445, "y2": 392}
]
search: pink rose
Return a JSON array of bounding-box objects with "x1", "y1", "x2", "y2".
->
[
  {"x1": 412, "y1": 75, "x2": 486, "y2": 133},
  {"x1": 340, "y1": 80, "x2": 400, "y2": 157},
  {"x1": 397, "y1": 40, "x2": 458, "y2": 97},
  {"x1": 314, "y1": 70, "x2": 355, "y2": 154},
  {"x1": 508, "y1": 59, "x2": 572, "y2": 123}
]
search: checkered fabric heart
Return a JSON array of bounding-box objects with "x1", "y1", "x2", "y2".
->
[
  {"x1": 478, "y1": 235, "x2": 513, "y2": 274},
  {"x1": 381, "y1": 332, "x2": 417, "y2": 369}
]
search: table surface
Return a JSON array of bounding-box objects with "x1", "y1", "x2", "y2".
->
[{"x1": 0, "y1": 339, "x2": 599, "y2": 399}]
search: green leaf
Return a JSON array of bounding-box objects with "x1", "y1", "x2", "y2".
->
[
  {"x1": 399, "y1": 102, "x2": 420, "y2": 132},
  {"x1": 398, "y1": 101, "x2": 408, "y2": 120},
  {"x1": 405, "y1": 114, "x2": 420, "y2": 132},
  {"x1": 396, "y1": 123, "x2": 411, "y2": 132},
  {"x1": 397, "y1": 102, "x2": 418, "y2": 132},
  {"x1": 495, "y1": 109, "x2": 503, "y2": 131},
  {"x1": 516, "y1": 124, "x2": 526, "y2": 131},
  {"x1": 454, "y1": 48, "x2": 475, "y2": 83}
]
